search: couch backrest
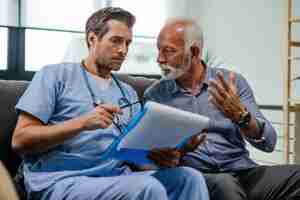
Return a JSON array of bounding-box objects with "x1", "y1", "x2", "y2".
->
[
  {"x1": 0, "y1": 80, "x2": 29, "y2": 176},
  {"x1": 0, "y1": 75, "x2": 155, "y2": 176}
]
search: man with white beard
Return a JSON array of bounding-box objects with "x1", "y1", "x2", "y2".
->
[{"x1": 145, "y1": 18, "x2": 300, "y2": 200}]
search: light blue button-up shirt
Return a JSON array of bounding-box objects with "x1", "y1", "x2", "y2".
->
[
  {"x1": 15, "y1": 63, "x2": 140, "y2": 194},
  {"x1": 144, "y1": 63, "x2": 277, "y2": 172}
]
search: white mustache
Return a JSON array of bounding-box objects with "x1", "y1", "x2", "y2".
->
[
  {"x1": 159, "y1": 64, "x2": 185, "y2": 80},
  {"x1": 160, "y1": 64, "x2": 175, "y2": 73}
]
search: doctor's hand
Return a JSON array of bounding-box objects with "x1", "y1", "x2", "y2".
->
[
  {"x1": 80, "y1": 104, "x2": 122, "y2": 130},
  {"x1": 148, "y1": 132, "x2": 207, "y2": 168},
  {"x1": 208, "y1": 71, "x2": 246, "y2": 123}
]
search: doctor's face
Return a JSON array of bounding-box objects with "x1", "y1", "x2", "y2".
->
[{"x1": 89, "y1": 19, "x2": 133, "y2": 72}]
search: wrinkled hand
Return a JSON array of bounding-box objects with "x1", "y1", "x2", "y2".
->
[
  {"x1": 148, "y1": 147, "x2": 181, "y2": 168},
  {"x1": 82, "y1": 104, "x2": 122, "y2": 130},
  {"x1": 148, "y1": 132, "x2": 207, "y2": 168},
  {"x1": 208, "y1": 71, "x2": 245, "y2": 123}
]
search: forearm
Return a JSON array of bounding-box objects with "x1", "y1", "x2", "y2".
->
[
  {"x1": 241, "y1": 103, "x2": 277, "y2": 152},
  {"x1": 12, "y1": 116, "x2": 86, "y2": 155},
  {"x1": 246, "y1": 118, "x2": 277, "y2": 152}
]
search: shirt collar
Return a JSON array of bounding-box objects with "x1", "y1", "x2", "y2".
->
[{"x1": 166, "y1": 60, "x2": 212, "y2": 95}]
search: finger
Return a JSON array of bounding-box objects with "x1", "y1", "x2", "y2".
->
[
  {"x1": 98, "y1": 118, "x2": 111, "y2": 129},
  {"x1": 209, "y1": 80, "x2": 227, "y2": 98},
  {"x1": 194, "y1": 133, "x2": 207, "y2": 146},
  {"x1": 216, "y1": 71, "x2": 230, "y2": 91},
  {"x1": 100, "y1": 116, "x2": 113, "y2": 126},
  {"x1": 99, "y1": 104, "x2": 122, "y2": 114},
  {"x1": 208, "y1": 87, "x2": 224, "y2": 105},
  {"x1": 149, "y1": 149, "x2": 181, "y2": 164},
  {"x1": 151, "y1": 148, "x2": 181, "y2": 158},
  {"x1": 148, "y1": 153, "x2": 179, "y2": 168},
  {"x1": 209, "y1": 94, "x2": 226, "y2": 113},
  {"x1": 95, "y1": 107, "x2": 114, "y2": 121},
  {"x1": 201, "y1": 129, "x2": 208, "y2": 134},
  {"x1": 228, "y1": 72, "x2": 237, "y2": 93},
  {"x1": 181, "y1": 133, "x2": 207, "y2": 154}
]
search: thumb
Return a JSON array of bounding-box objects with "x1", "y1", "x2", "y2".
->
[
  {"x1": 192, "y1": 133, "x2": 207, "y2": 148},
  {"x1": 99, "y1": 104, "x2": 122, "y2": 114},
  {"x1": 180, "y1": 133, "x2": 207, "y2": 155},
  {"x1": 228, "y1": 72, "x2": 237, "y2": 94}
]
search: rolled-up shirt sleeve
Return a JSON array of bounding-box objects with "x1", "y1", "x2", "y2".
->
[{"x1": 236, "y1": 73, "x2": 277, "y2": 152}]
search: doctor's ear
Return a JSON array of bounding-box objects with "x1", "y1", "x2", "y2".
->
[{"x1": 87, "y1": 32, "x2": 98, "y2": 47}]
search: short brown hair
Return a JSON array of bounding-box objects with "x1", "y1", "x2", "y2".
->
[{"x1": 85, "y1": 7, "x2": 136, "y2": 48}]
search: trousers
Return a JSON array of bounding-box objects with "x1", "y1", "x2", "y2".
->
[
  {"x1": 201, "y1": 165, "x2": 300, "y2": 200},
  {"x1": 41, "y1": 166, "x2": 209, "y2": 200}
]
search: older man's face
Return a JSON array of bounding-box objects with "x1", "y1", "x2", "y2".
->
[{"x1": 157, "y1": 24, "x2": 191, "y2": 79}]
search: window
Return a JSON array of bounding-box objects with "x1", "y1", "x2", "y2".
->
[
  {"x1": 0, "y1": 0, "x2": 18, "y2": 26},
  {"x1": 21, "y1": 0, "x2": 96, "y2": 31},
  {"x1": 112, "y1": 0, "x2": 166, "y2": 37},
  {"x1": 119, "y1": 37, "x2": 160, "y2": 75},
  {"x1": 25, "y1": 29, "x2": 84, "y2": 71},
  {"x1": 111, "y1": 0, "x2": 167, "y2": 74},
  {"x1": 0, "y1": 28, "x2": 8, "y2": 70}
]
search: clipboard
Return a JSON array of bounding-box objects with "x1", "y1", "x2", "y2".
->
[{"x1": 112, "y1": 101, "x2": 209, "y2": 164}]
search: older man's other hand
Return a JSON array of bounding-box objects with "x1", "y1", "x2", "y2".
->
[
  {"x1": 208, "y1": 71, "x2": 246, "y2": 123},
  {"x1": 148, "y1": 132, "x2": 207, "y2": 168},
  {"x1": 178, "y1": 132, "x2": 207, "y2": 156}
]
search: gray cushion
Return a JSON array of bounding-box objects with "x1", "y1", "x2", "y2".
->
[
  {"x1": 0, "y1": 80, "x2": 29, "y2": 175},
  {"x1": 115, "y1": 74, "x2": 155, "y2": 99}
]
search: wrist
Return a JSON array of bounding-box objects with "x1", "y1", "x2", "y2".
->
[
  {"x1": 235, "y1": 108, "x2": 252, "y2": 129},
  {"x1": 74, "y1": 115, "x2": 88, "y2": 131}
]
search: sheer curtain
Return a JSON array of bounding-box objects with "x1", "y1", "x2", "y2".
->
[
  {"x1": 0, "y1": 0, "x2": 18, "y2": 26},
  {"x1": 0, "y1": 28, "x2": 8, "y2": 70},
  {"x1": 21, "y1": 0, "x2": 110, "y2": 70},
  {"x1": 20, "y1": 0, "x2": 96, "y2": 31}
]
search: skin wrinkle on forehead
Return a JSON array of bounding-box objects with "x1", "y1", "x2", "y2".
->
[{"x1": 162, "y1": 21, "x2": 198, "y2": 54}]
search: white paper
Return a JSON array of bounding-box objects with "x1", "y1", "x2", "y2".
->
[{"x1": 117, "y1": 101, "x2": 209, "y2": 150}]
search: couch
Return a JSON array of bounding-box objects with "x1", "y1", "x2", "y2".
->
[
  {"x1": 0, "y1": 74, "x2": 155, "y2": 199},
  {"x1": 0, "y1": 161, "x2": 19, "y2": 200}
]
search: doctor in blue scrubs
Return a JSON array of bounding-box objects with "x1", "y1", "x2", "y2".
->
[{"x1": 12, "y1": 7, "x2": 209, "y2": 200}]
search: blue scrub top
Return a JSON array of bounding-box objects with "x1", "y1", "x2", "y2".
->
[{"x1": 15, "y1": 63, "x2": 140, "y2": 193}]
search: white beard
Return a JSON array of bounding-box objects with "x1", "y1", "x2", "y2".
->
[
  {"x1": 160, "y1": 64, "x2": 185, "y2": 80},
  {"x1": 159, "y1": 55, "x2": 192, "y2": 80}
]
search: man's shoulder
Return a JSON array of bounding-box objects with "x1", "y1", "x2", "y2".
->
[
  {"x1": 35, "y1": 62, "x2": 81, "y2": 82},
  {"x1": 39, "y1": 62, "x2": 80, "y2": 74}
]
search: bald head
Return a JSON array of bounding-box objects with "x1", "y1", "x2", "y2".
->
[{"x1": 159, "y1": 18, "x2": 203, "y2": 52}]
